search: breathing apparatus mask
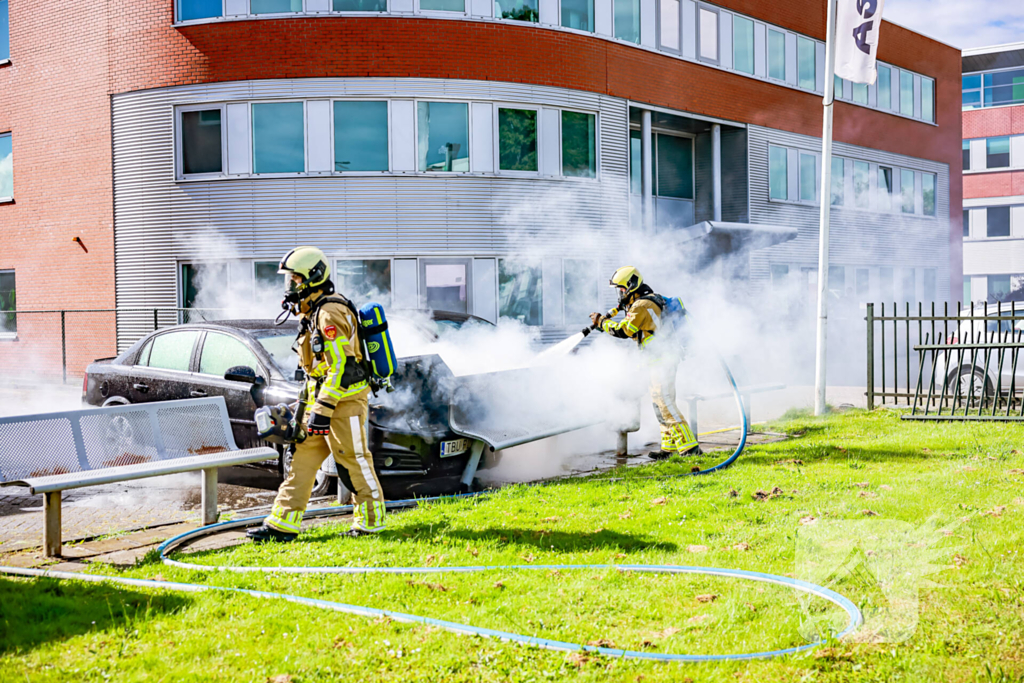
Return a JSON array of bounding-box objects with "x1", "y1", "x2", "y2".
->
[{"x1": 275, "y1": 247, "x2": 331, "y2": 325}]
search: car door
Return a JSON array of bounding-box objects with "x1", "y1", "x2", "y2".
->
[
  {"x1": 129, "y1": 330, "x2": 201, "y2": 404},
  {"x1": 193, "y1": 331, "x2": 266, "y2": 447}
]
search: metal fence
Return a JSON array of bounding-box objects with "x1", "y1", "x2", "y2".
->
[
  {"x1": 1, "y1": 308, "x2": 226, "y2": 384},
  {"x1": 866, "y1": 301, "x2": 1024, "y2": 416}
]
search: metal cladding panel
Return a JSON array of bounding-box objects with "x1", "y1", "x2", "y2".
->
[
  {"x1": 746, "y1": 124, "x2": 951, "y2": 299},
  {"x1": 112, "y1": 79, "x2": 631, "y2": 347}
]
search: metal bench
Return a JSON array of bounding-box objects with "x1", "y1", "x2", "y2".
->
[{"x1": 0, "y1": 397, "x2": 277, "y2": 557}]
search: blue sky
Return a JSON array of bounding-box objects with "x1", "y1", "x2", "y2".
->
[{"x1": 883, "y1": 0, "x2": 1024, "y2": 50}]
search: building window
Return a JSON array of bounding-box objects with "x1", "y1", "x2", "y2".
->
[
  {"x1": 732, "y1": 15, "x2": 754, "y2": 75},
  {"x1": 830, "y1": 156, "x2": 844, "y2": 206},
  {"x1": 962, "y1": 74, "x2": 982, "y2": 109},
  {"x1": 988, "y1": 274, "x2": 1012, "y2": 302},
  {"x1": 902, "y1": 268, "x2": 915, "y2": 303},
  {"x1": 770, "y1": 264, "x2": 789, "y2": 289},
  {"x1": 336, "y1": 259, "x2": 392, "y2": 307},
  {"x1": 0, "y1": 0, "x2": 9, "y2": 60},
  {"x1": 614, "y1": 0, "x2": 640, "y2": 43},
  {"x1": 252, "y1": 102, "x2": 305, "y2": 174},
  {"x1": 986, "y1": 136, "x2": 1010, "y2": 168},
  {"x1": 922, "y1": 173, "x2": 936, "y2": 217},
  {"x1": 768, "y1": 146, "x2": 787, "y2": 200},
  {"x1": 563, "y1": 259, "x2": 599, "y2": 326},
  {"x1": 0, "y1": 132, "x2": 11, "y2": 199},
  {"x1": 984, "y1": 68, "x2": 1024, "y2": 108},
  {"x1": 0, "y1": 270, "x2": 14, "y2": 337},
  {"x1": 656, "y1": 134, "x2": 693, "y2": 199},
  {"x1": 878, "y1": 65, "x2": 891, "y2": 110},
  {"x1": 417, "y1": 102, "x2": 469, "y2": 172},
  {"x1": 853, "y1": 82, "x2": 868, "y2": 105},
  {"x1": 335, "y1": 0, "x2": 387, "y2": 10},
  {"x1": 561, "y1": 111, "x2": 596, "y2": 178},
  {"x1": 828, "y1": 265, "x2": 845, "y2": 299},
  {"x1": 334, "y1": 101, "x2": 389, "y2": 172},
  {"x1": 853, "y1": 161, "x2": 869, "y2": 209},
  {"x1": 498, "y1": 108, "x2": 538, "y2": 172},
  {"x1": 923, "y1": 268, "x2": 936, "y2": 302},
  {"x1": 659, "y1": 0, "x2": 680, "y2": 52},
  {"x1": 877, "y1": 166, "x2": 892, "y2": 212},
  {"x1": 799, "y1": 152, "x2": 816, "y2": 203},
  {"x1": 964, "y1": 278, "x2": 971, "y2": 304},
  {"x1": 797, "y1": 36, "x2": 815, "y2": 90},
  {"x1": 697, "y1": 7, "x2": 717, "y2": 62},
  {"x1": 963, "y1": 139, "x2": 971, "y2": 171},
  {"x1": 629, "y1": 129, "x2": 641, "y2": 194},
  {"x1": 180, "y1": 109, "x2": 223, "y2": 176},
  {"x1": 561, "y1": 0, "x2": 593, "y2": 32},
  {"x1": 988, "y1": 207, "x2": 1010, "y2": 238},
  {"x1": 178, "y1": 0, "x2": 222, "y2": 21},
  {"x1": 856, "y1": 268, "x2": 869, "y2": 297},
  {"x1": 963, "y1": 209, "x2": 970, "y2": 238},
  {"x1": 879, "y1": 267, "x2": 893, "y2": 301},
  {"x1": 422, "y1": 260, "x2": 470, "y2": 314},
  {"x1": 251, "y1": 0, "x2": 302, "y2": 13},
  {"x1": 900, "y1": 169, "x2": 915, "y2": 214},
  {"x1": 496, "y1": 0, "x2": 537, "y2": 21},
  {"x1": 834, "y1": 75, "x2": 843, "y2": 98},
  {"x1": 900, "y1": 70, "x2": 914, "y2": 116},
  {"x1": 768, "y1": 29, "x2": 785, "y2": 81},
  {"x1": 181, "y1": 262, "x2": 229, "y2": 310},
  {"x1": 498, "y1": 260, "x2": 542, "y2": 325},
  {"x1": 921, "y1": 77, "x2": 934, "y2": 123},
  {"x1": 421, "y1": 0, "x2": 464, "y2": 10},
  {"x1": 254, "y1": 261, "x2": 279, "y2": 293}
]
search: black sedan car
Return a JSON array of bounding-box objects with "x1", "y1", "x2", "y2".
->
[{"x1": 83, "y1": 312, "x2": 500, "y2": 497}]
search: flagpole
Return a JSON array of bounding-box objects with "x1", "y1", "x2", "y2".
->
[{"x1": 813, "y1": 0, "x2": 838, "y2": 416}]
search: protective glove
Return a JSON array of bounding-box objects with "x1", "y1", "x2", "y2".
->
[
  {"x1": 308, "y1": 412, "x2": 331, "y2": 436},
  {"x1": 589, "y1": 312, "x2": 606, "y2": 330}
]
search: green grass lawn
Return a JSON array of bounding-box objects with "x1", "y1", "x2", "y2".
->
[{"x1": 3, "y1": 409, "x2": 1024, "y2": 682}]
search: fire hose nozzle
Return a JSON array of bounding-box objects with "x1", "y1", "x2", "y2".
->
[{"x1": 581, "y1": 327, "x2": 592, "y2": 337}]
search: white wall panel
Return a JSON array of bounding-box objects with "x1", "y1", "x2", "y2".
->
[
  {"x1": 1011, "y1": 135, "x2": 1024, "y2": 168},
  {"x1": 391, "y1": 100, "x2": 416, "y2": 171},
  {"x1": 470, "y1": 0, "x2": 492, "y2": 17},
  {"x1": 306, "y1": 100, "x2": 332, "y2": 173},
  {"x1": 394, "y1": 259, "x2": 419, "y2": 308},
  {"x1": 225, "y1": 0, "x2": 247, "y2": 15},
  {"x1": 595, "y1": 0, "x2": 613, "y2": 35},
  {"x1": 718, "y1": 11, "x2": 732, "y2": 69},
  {"x1": 975, "y1": 208, "x2": 987, "y2": 238},
  {"x1": 753, "y1": 22, "x2": 765, "y2": 78},
  {"x1": 540, "y1": 108, "x2": 561, "y2": 176},
  {"x1": 680, "y1": 0, "x2": 695, "y2": 59},
  {"x1": 470, "y1": 102, "x2": 494, "y2": 173},
  {"x1": 307, "y1": 0, "x2": 329, "y2": 12},
  {"x1": 970, "y1": 139, "x2": 987, "y2": 171},
  {"x1": 784, "y1": 32, "x2": 796, "y2": 86},
  {"x1": 392, "y1": 0, "x2": 413, "y2": 11},
  {"x1": 539, "y1": 0, "x2": 557, "y2": 24},
  {"x1": 226, "y1": 103, "x2": 251, "y2": 175},
  {"x1": 868, "y1": 80, "x2": 877, "y2": 107},
  {"x1": 1012, "y1": 206, "x2": 1024, "y2": 238},
  {"x1": 472, "y1": 258, "x2": 497, "y2": 322},
  {"x1": 815, "y1": 41, "x2": 825, "y2": 92}
]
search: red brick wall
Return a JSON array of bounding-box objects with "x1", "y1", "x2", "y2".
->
[
  {"x1": 964, "y1": 171, "x2": 1024, "y2": 200},
  {"x1": 963, "y1": 105, "x2": 1024, "y2": 138},
  {"x1": 0, "y1": 0, "x2": 116, "y2": 380}
]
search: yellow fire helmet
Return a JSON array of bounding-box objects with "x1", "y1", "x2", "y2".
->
[
  {"x1": 609, "y1": 266, "x2": 643, "y2": 295},
  {"x1": 279, "y1": 246, "x2": 330, "y2": 302}
]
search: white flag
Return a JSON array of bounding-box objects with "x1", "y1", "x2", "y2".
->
[{"x1": 834, "y1": 0, "x2": 886, "y2": 85}]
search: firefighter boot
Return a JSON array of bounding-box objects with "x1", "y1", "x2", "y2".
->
[{"x1": 246, "y1": 525, "x2": 298, "y2": 543}]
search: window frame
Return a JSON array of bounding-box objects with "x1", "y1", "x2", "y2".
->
[
  {"x1": 922, "y1": 173, "x2": 936, "y2": 217},
  {"x1": 877, "y1": 64, "x2": 891, "y2": 111},
  {"x1": 562, "y1": 257, "x2": 600, "y2": 326},
  {"x1": 0, "y1": 0, "x2": 9, "y2": 63},
  {"x1": 175, "y1": 104, "x2": 228, "y2": 181},
  {"x1": 419, "y1": 257, "x2": 474, "y2": 315},
  {"x1": 414, "y1": 99, "x2": 472, "y2": 175},
  {"x1": 249, "y1": 0, "x2": 306, "y2": 16},
  {"x1": 797, "y1": 150, "x2": 818, "y2": 204},
  {"x1": 852, "y1": 160, "x2": 870, "y2": 210},
  {"x1": 656, "y1": 0, "x2": 682, "y2": 54},
  {"x1": 731, "y1": 14, "x2": 754, "y2": 75},
  {"x1": 767, "y1": 143, "x2": 788, "y2": 202},
  {"x1": 493, "y1": 103, "x2": 542, "y2": 177},
  {"x1": 559, "y1": 0, "x2": 595, "y2": 33},
  {"x1": 497, "y1": 258, "x2": 544, "y2": 326},
  {"x1": 796, "y1": 35, "x2": 816, "y2": 91},
  {"x1": 331, "y1": 98, "x2": 392, "y2": 174},
  {"x1": 612, "y1": 0, "x2": 640, "y2": 44},
  {"x1": 899, "y1": 168, "x2": 915, "y2": 214},
  {"x1": 766, "y1": 28, "x2": 786, "y2": 82},
  {"x1": 333, "y1": 257, "x2": 395, "y2": 308},
  {"x1": 250, "y1": 99, "x2": 308, "y2": 176},
  {"x1": 559, "y1": 108, "x2": 600, "y2": 181},
  {"x1": 986, "y1": 136, "x2": 1011, "y2": 169},
  {"x1": 695, "y1": 4, "x2": 719, "y2": 65}
]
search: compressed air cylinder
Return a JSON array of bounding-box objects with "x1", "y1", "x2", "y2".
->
[{"x1": 358, "y1": 302, "x2": 397, "y2": 381}]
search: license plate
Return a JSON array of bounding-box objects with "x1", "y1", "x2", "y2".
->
[{"x1": 440, "y1": 438, "x2": 470, "y2": 458}]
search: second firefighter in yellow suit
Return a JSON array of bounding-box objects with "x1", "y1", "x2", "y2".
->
[
  {"x1": 247, "y1": 246, "x2": 386, "y2": 543},
  {"x1": 591, "y1": 266, "x2": 700, "y2": 460}
]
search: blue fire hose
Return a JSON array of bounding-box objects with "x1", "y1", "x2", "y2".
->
[{"x1": 0, "y1": 355, "x2": 862, "y2": 661}]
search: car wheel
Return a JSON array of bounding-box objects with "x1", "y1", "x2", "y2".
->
[
  {"x1": 949, "y1": 368, "x2": 993, "y2": 404},
  {"x1": 281, "y1": 447, "x2": 333, "y2": 498},
  {"x1": 101, "y1": 396, "x2": 131, "y2": 407}
]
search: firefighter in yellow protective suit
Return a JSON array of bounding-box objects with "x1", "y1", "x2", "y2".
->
[
  {"x1": 590, "y1": 266, "x2": 701, "y2": 460},
  {"x1": 247, "y1": 246, "x2": 386, "y2": 543}
]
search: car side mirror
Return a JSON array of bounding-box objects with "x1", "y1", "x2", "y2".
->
[{"x1": 225, "y1": 365, "x2": 258, "y2": 384}]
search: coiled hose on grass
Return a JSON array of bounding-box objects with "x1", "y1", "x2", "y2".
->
[{"x1": 0, "y1": 356, "x2": 862, "y2": 661}]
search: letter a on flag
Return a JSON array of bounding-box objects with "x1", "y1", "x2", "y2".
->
[{"x1": 835, "y1": 0, "x2": 886, "y2": 84}]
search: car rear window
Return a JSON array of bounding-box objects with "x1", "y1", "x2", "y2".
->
[{"x1": 145, "y1": 331, "x2": 199, "y2": 372}]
